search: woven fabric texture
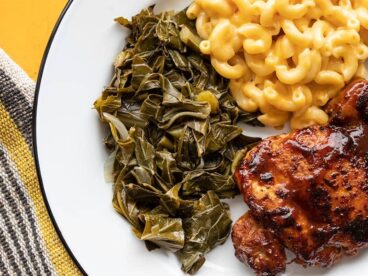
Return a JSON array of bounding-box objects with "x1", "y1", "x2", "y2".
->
[{"x1": 0, "y1": 48, "x2": 81, "y2": 276}]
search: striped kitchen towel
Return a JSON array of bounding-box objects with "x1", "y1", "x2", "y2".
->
[{"x1": 0, "y1": 48, "x2": 81, "y2": 275}]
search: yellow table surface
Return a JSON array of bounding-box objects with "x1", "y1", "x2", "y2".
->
[{"x1": 0, "y1": 0, "x2": 68, "y2": 80}]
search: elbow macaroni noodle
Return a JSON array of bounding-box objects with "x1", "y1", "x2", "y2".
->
[{"x1": 189, "y1": 0, "x2": 368, "y2": 129}]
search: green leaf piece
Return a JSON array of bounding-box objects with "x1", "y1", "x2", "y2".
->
[
  {"x1": 176, "y1": 191, "x2": 232, "y2": 274},
  {"x1": 181, "y1": 171, "x2": 237, "y2": 199},
  {"x1": 140, "y1": 214, "x2": 185, "y2": 252}
]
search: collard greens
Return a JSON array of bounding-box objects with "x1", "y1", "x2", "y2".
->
[{"x1": 95, "y1": 6, "x2": 260, "y2": 274}]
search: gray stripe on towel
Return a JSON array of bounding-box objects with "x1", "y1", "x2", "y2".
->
[{"x1": 0, "y1": 68, "x2": 33, "y2": 147}]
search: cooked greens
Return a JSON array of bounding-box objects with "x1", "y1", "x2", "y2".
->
[{"x1": 94, "y1": 6, "x2": 260, "y2": 274}]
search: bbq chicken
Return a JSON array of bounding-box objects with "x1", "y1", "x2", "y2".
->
[{"x1": 232, "y1": 79, "x2": 368, "y2": 275}]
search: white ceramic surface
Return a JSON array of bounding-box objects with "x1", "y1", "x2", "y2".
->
[{"x1": 35, "y1": 0, "x2": 368, "y2": 275}]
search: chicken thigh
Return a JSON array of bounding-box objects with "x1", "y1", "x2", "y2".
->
[{"x1": 232, "y1": 80, "x2": 368, "y2": 275}]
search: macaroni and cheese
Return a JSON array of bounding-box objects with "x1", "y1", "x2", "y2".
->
[{"x1": 188, "y1": 0, "x2": 368, "y2": 129}]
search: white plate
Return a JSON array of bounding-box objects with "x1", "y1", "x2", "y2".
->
[{"x1": 34, "y1": 0, "x2": 368, "y2": 275}]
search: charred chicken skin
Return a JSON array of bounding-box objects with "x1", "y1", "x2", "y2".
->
[{"x1": 232, "y1": 79, "x2": 368, "y2": 275}]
